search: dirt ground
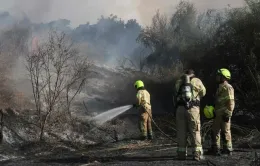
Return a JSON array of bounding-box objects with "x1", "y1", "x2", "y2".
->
[{"x1": 0, "y1": 138, "x2": 259, "y2": 166}]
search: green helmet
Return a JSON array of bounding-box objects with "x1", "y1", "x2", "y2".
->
[
  {"x1": 203, "y1": 105, "x2": 215, "y2": 119},
  {"x1": 134, "y1": 80, "x2": 144, "y2": 89},
  {"x1": 217, "y1": 68, "x2": 231, "y2": 80}
]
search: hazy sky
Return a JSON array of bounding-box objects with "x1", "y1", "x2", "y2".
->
[{"x1": 0, "y1": 0, "x2": 245, "y2": 27}]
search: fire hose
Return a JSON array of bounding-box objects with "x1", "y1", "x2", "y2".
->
[
  {"x1": 132, "y1": 105, "x2": 177, "y2": 143},
  {"x1": 146, "y1": 110, "x2": 177, "y2": 143}
]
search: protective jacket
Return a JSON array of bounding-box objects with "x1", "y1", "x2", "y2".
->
[{"x1": 135, "y1": 87, "x2": 152, "y2": 139}]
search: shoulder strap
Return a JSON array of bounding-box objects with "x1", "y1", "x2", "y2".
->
[{"x1": 176, "y1": 77, "x2": 185, "y2": 96}]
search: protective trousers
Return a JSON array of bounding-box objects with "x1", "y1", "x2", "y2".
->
[
  {"x1": 176, "y1": 106, "x2": 202, "y2": 156},
  {"x1": 211, "y1": 110, "x2": 232, "y2": 151},
  {"x1": 139, "y1": 108, "x2": 152, "y2": 138}
]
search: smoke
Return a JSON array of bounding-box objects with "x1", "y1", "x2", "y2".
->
[
  {"x1": 6, "y1": 0, "x2": 51, "y2": 23},
  {"x1": 0, "y1": 0, "x2": 246, "y2": 109},
  {"x1": 0, "y1": 0, "x2": 245, "y2": 27},
  {"x1": 135, "y1": 0, "x2": 245, "y2": 26}
]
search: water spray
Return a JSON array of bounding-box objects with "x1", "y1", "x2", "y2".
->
[
  {"x1": 92, "y1": 105, "x2": 132, "y2": 126},
  {"x1": 90, "y1": 104, "x2": 177, "y2": 143}
]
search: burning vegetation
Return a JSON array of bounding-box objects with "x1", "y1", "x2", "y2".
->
[{"x1": 0, "y1": 0, "x2": 259, "y2": 165}]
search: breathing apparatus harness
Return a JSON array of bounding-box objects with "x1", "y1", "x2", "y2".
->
[{"x1": 176, "y1": 74, "x2": 200, "y2": 109}]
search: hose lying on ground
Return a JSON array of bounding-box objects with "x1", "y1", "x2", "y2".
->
[{"x1": 139, "y1": 107, "x2": 177, "y2": 143}]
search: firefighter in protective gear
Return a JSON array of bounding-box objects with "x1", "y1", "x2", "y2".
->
[
  {"x1": 207, "y1": 68, "x2": 235, "y2": 156},
  {"x1": 133, "y1": 80, "x2": 153, "y2": 140},
  {"x1": 174, "y1": 69, "x2": 206, "y2": 161}
]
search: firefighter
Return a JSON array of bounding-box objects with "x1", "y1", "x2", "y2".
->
[
  {"x1": 133, "y1": 80, "x2": 153, "y2": 140},
  {"x1": 174, "y1": 69, "x2": 206, "y2": 161},
  {"x1": 206, "y1": 68, "x2": 235, "y2": 156}
]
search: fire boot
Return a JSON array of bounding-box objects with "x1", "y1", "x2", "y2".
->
[
  {"x1": 193, "y1": 151, "x2": 204, "y2": 161},
  {"x1": 148, "y1": 134, "x2": 153, "y2": 140}
]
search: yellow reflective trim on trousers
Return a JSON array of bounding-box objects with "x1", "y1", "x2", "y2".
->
[{"x1": 194, "y1": 147, "x2": 203, "y2": 152}]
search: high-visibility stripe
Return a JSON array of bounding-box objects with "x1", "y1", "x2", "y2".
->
[
  {"x1": 217, "y1": 96, "x2": 234, "y2": 101},
  {"x1": 194, "y1": 146, "x2": 203, "y2": 152}
]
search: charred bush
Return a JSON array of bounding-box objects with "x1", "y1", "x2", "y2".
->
[{"x1": 137, "y1": 0, "x2": 260, "y2": 128}]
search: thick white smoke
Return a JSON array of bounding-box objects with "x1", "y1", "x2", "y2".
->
[{"x1": 0, "y1": 0, "x2": 245, "y2": 27}]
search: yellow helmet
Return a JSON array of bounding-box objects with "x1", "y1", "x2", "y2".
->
[
  {"x1": 134, "y1": 80, "x2": 144, "y2": 89},
  {"x1": 217, "y1": 68, "x2": 231, "y2": 80},
  {"x1": 204, "y1": 105, "x2": 215, "y2": 119}
]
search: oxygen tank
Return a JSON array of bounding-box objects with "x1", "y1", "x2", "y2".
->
[{"x1": 182, "y1": 74, "x2": 192, "y2": 102}]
